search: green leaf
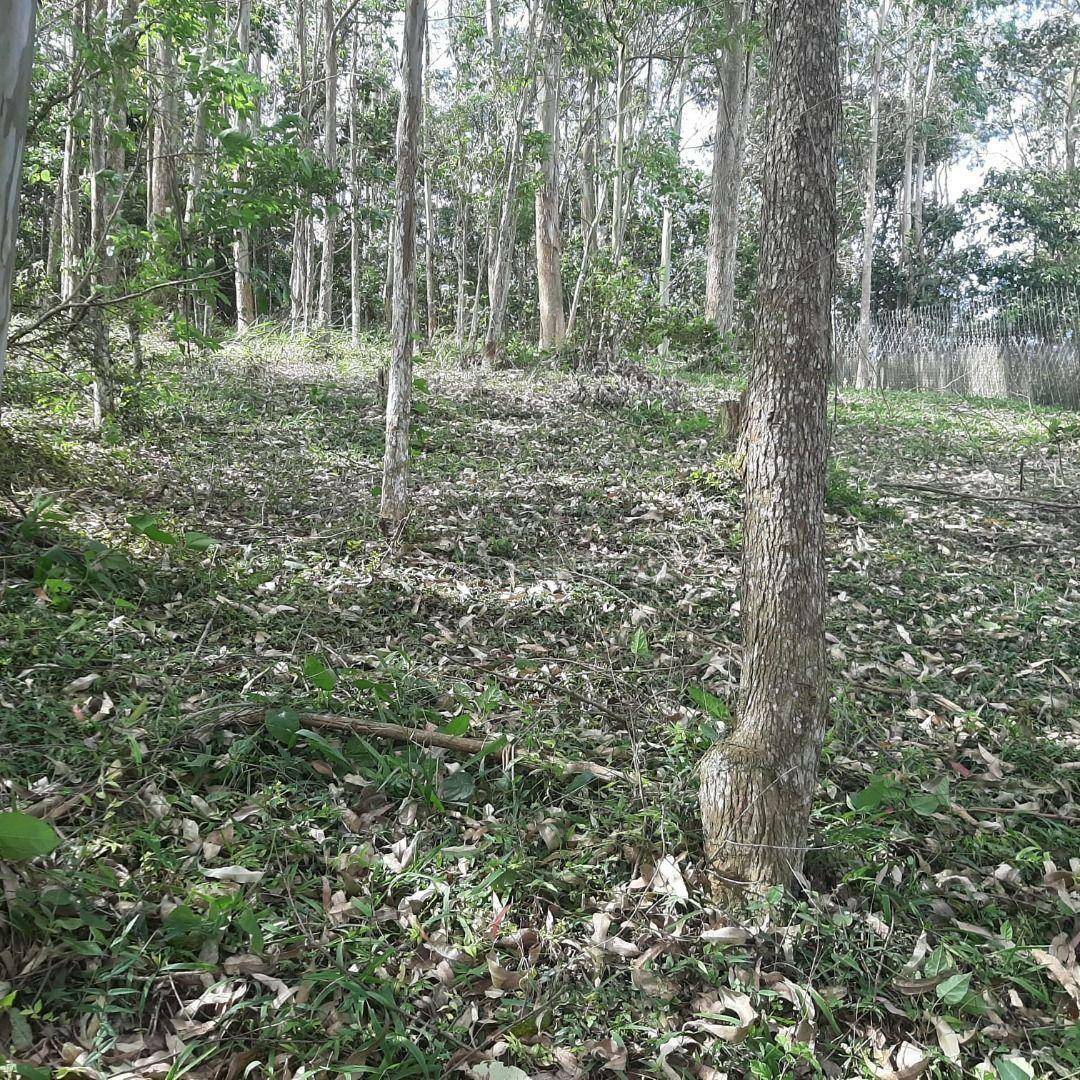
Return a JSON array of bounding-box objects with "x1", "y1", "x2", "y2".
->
[
  {"x1": 440, "y1": 715, "x2": 470, "y2": 737},
  {"x1": 128, "y1": 512, "x2": 178, "y2": 545},
  {"x1": 302, "y1": 655, "x2": 338, "y2": 692},
  {"x1": 442, "y1": 770, "x2": 476, "y2": 804},
  {"x1": 924, "y1": 945, "x2": 951, "y2": 977},
  {"x1": 848, "y1": 775, "x2": 899, "y2": 812},
  {"x1": 688, "y1": 686, "x2": 730, "y2": 721},
  {"x1": 0, "y1": 812, "x2": 61, "y2": 861},
  {"x1": 935, "y1": 971, "x2": 972, "y2": 1005},
  {"x1": 995, "y1": 1058, "x2": 1033, "y2": 1080},
  {"x1": 908, "y1": 792, "x2": 942, "y2": 816},
  {"x1": 183, "y1": 530, "x2": 219, "y2": 551},
  {"x1": 266, "y1": 708, "x2": 300, "y2": 748},
  {"x1": 6, "y1": 1008, "x2": 33, "y2": 1052},
  {"x1": 629, "y1": 627, "x2": 652, "y2": 660}
]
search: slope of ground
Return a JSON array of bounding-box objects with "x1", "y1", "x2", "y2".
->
[{"x1": 0, "y1": 334, "x2": 1077, "y2": 1078}]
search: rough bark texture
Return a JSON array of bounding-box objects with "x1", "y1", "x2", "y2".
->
[
  {"x1": 704, "y1": 2, "x2": 750, "y2": 334},
  {"x1": 699, "y1": 0, "x2": 839, "y2": 898},
  {"x1": 0, "y1": 0, "x2": 37, "y2": 397},
  {"x1": 379, "y1": 0, "x2": 426, "y2": 529},
  {"x1": 534, "y1": 0, "x2": 565, "y2": 350},
  {"x1": 856, "y1": 0, "x2": 891, "y2": 387}
]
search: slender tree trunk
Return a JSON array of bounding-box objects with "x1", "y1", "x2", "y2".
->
[
  {"x1": 898, "y1": 14, "x2": 916, "y2": 307},
  {"x1": 0, "y1": 0, "x2": 37, "y2": 400},
  {"x1": 610, "y1": 40, "x2": 628, "y2": 259},
  {"x1": 580, "y1": 77, "x2": 598, "y2": 259},
  {"x1": 856, "y1": 0, "x2": 891, "y2": 388},
  {"x1": 422, "y1": 22, "x2": 437, "y2": 344},
  {"x1": 151, "y1": 35, "x2": 179, "y2": 221},
  {"x1": 912, "y1": 37, "x2": 936, "y2": 285},
  {"x1": 349, "y1": 27, "x2": 363, "y2": 346},
  {"x1": 234, "y1": 0, "x2": 257, "y2": 331},
  {"x1": 290, "y1": 0, "x2": 312, "y2": 331},
  {"x1": 704, "y1": 1, "x2": 750, "y2": 333},
  {"x1": 698, "y1": 0, "x2": 839, "y2": 899},
  {"x1": 88, "y1": 0, "x2": 114, "y2": 426},
  {"x1": 534, "y1": 0, "x2": 565, "y2": 350},
  {"x1": 1065, "y1": 65, "x2": 1077, "y2": 174},
  {"x1": 658, "y1": 70, "x2": 686, "y2": 359},
  {"x1": 379, "y1": 0, "x2": 426, "y2": 530},
  {"x1": 317, "y1": 0, "x2": 338, "y2": 328}
]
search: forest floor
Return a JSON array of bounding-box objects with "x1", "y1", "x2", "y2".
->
[{"x1": 1, "y1": 332, "x2": 1078, "y2": 1079}]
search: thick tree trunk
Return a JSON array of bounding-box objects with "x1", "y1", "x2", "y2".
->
[
  {"x1": 317, "y1": 0, "x2": 338, "y2": 328},
  {"x1": 698, "y1": 0, "x2": 838, "y2": 898},
  {"x1": 534, "y1": 0, "x2": 565, "y2": 350},
  {"x1": 379, "y1": 0, "x2": 426, "y2": 529},
  {"x1": 0, "y1": 0, "x2": 37, "y2": 399},
  {"x1": 855, "y1": 0, "x2": 891, "y2": 388},
  {"x1": 704, "y1": 2, "x2": 750, "y2": 333}
]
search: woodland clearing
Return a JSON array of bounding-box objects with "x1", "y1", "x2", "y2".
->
[{"x1": 1, "y1": 336, "x2": 1078, "y2": 1077}]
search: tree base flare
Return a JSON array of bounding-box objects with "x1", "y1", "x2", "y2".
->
[{"x1": 698, "y1": 739, "x2": 814, "y2": 901}]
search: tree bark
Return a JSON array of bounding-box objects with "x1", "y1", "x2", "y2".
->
[
  {"x1": 150, "y1": 35, "x2": 179, "y2": 222},
  {"x1": 534, "y1": 0, "x2": 565, "y2": 350},
  {"x1": 0, "y1": 0, "x2": 37, "y2": 400},
  {"x1": 349, "y1": 26, "x2": 363, "y2": 346},
  {"x1": 855, "y1": 0, "x2": 891, "y2": 388},
  {"x1": 379, "y1": 0, "x2": 426, "y2": 530},
  {"x1": 704, "y1": 1, "x2": 750, "y2": 334},
  {"x1": 422, "y1": 22, "x2": 437, "y2": 344},
  {"x1": 317, "y1": 0, "x2": 338, "y2": 328},
  {"x1": 234, "y1": 0, "x2": 257, "y2": 331},
  {"x1": 88, "y1": 0, "x2": 114, "y2": 426},
  {"x1": 698, "y1": 0, "x2": 838, "y2": 898},
  {"x1": 898, "y1": 13, "x2": 917, "y2": 307}
]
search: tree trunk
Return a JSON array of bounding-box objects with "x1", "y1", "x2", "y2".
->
[
  {"x1": 704, "y1": 1, "x2": 750, "y2": 333},
  {"x1": 151, "y1": 35, "x2": 179, "y2": 222},
  {"x1": 0, "y1": 0, "x2": 37, "y2": 400},
  {"x1": 610, "y1": 40, "x2": 628, "y2": 259},
  {"x1": 422, "y1": 22, "x2": 437, "y2": 344},
  {"x1": 698, "y1": 0, "x2": 838, "y2": 898},
  {"x1": 898, "y1": 14, "x2": 916, "y2": 307},
  {"x1": 234, "y1": 0, "x2": 257, "y2": 331},
  {"x1": 88, "y1": 0, "x2": 114, "y2": 427},
  {"x1": 317, "y1": 0, "x2": 338, "y2": 328},
  {"x1": 658, "y1": 70, "x2": 686, "y2": 359},
  {"x1": 379, "y1": 0, "x2": 426, "y2": 530},
  {"x1": 855, "y1": 0, "x2": 891, "y2": 388},
  {"x1": 349, "y1": 26, "x2": 363, "y2": 346},
  {"x1": 290, "y1": 0, "x2": 312, "y2": 331},
  {"x1": 534, "y1": 0, "x2": 565, "y2": 350}
]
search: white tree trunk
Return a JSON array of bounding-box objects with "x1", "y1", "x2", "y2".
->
[
  {"x1": 704, "y1": 2, "x2": 750, "y2": 333},
  {"x1": 317, "y1": 0, "x2": 338, "y2": 328},
  {"x1": 0, "y1": 0, "x2": 36, "y2": 399},
  {"x1": 855, "y1": 0, "x2": 892, "y2": 388},
  {"x1": 534, "y1": 0, "x2": 565, "y2": 350},
  {"x1": 379, "y1": 0, "x2": 426, "y2": 529}
]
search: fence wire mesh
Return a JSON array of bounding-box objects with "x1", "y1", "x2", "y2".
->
[{"x1": 833, "y1": 286, "x2": 1080, "y2": 408}]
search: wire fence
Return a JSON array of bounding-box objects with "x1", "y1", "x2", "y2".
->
[{"x1": 833, "y1": 286, "x2": 1080, "y2": 409}]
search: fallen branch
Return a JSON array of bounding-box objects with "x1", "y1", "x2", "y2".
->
[
  {"x1": 886, "y1": 482, "x2": 1079, "y2": 513},
  {"x1": 225, "y1": 707, "x2": 628, "y2": 782}
]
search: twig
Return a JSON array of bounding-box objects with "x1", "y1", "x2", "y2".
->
[{"x1": 886, "y1": 482, "x2": 1079, "y2": 513}]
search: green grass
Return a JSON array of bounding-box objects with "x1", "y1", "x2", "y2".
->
[{"x1": 0, "y1": 335, "x2": 1077, "y2": 1077}]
